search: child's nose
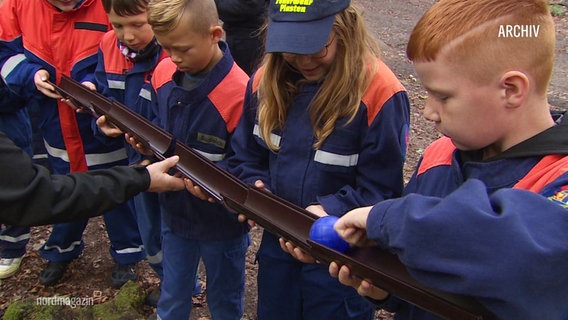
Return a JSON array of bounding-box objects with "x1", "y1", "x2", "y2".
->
[{"x1": 422, "y1": 98, "x2": 440, "y2": 122}]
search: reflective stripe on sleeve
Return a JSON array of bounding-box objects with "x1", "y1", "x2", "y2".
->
[
  {"x1": 253, "y1": 124, "x2": 281, "y2": 148},
  {"x1": 1, "y1": 54, "x2": 26, "y2": 78},
  {"x1": 314, "y1": 150, "x2": 359, "y2": 167}
]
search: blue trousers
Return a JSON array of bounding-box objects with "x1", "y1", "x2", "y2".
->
[
  {"x1": 132, "y1": 193, "x2": 201, "y2": 294},
  {"x1": 257, "y1": 231, "x2": 375, "y2": 320},
  {"x1": 0, "y1": 225, "x2": 30, "y2": 258},
  {"x1": 39, "y1": 199, "x2": 143, "y2": 264},
  {"x1": 158, "y1": 223, "x2": 249, "y2": 320},
  {"x1": 39, "y1": 158, "x2": 144, "y2": 264},
  {"x1": 133, "y1": 191, "x2": 163, "y2": 277}
]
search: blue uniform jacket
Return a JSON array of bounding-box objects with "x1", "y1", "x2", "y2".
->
[
  {"x1": 228, "y1": 59, "x2": 410, "y2": 215},
  {"x1": 368, "y1": 117, "x2": 568, "y2": 320},
  {"x1": 0, "y1": 80, "x2": 32, "y2": 154},
  {"x1": 0, "y1": 0, "x2": 125, "y2": 174},
  {"x1": 151, "y1": 42, "x2": 250, "y2": 240},
  {"x1": 93, "y1": 31, "x2": 168, "y2": 163}
]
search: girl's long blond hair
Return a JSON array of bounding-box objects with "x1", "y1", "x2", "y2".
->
[{"x1": 257, "y1": 4, "x2": 381, "y2": 151}]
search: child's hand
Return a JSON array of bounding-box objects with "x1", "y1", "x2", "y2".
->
[
  {"x1": 184, "y1": 179, "x2": 216, "y2": 203},
  {"x1": 34, "y1": 70, "x2": 60, "y2": 99},
  {"x1": 334, "y1": 206, "x2": 376, "y2": 247},
  {"x1": 237, "y1": 214, "x2": 256, "y2": 227},
  {"x1": 305, "y1": 204, "x2": 328, "y2": 217},
  {"x1": 235, "y1": 180, "x2": 272, "y2": 227},
  {"x1": 60, "y1": 97, "x2": 80, "y2": 111},
  {"x1": 253, "y1": 179, "x2": 268, "y2": 191},
  {"x1": 125, "y1": 132, "x2": 153, "y2": 156},
  {"x1": 279, "y1": 237, "x2": 316, "y2": 263},
  {"x1": 138, "y1": 159, "x2": 152, "y2": 166},
  {"x1": 96, "y1": 115, "x2": 124, "y2": 137},
  {"x1": 81, "y1": 81, "x2": 96, "y2": 91},
  {"x1": 329, "y1": 262, "x2": 389, "y2": 300}
]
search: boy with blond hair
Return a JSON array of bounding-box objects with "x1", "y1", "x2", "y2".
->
[
  {"x1": 329, "y1": 1, "x2": 568, "y2": 319},
  {"x1": 93, "y1": 0, "x2": 202, "y2": 303},
  {"x1": 145, "y1": 0, "x2": 250, "y2": 318}
]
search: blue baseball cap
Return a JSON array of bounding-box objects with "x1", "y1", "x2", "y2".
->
[{"x1": 266, "y1": 0, "x2": 350, "y2": 54}]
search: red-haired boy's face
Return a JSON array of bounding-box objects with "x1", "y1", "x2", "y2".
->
[
  {"x1": 108, "y1": 9, "x2": 154, "y2": 52},
  {"x1": 414, "y1": 57, "x2": 508, "y2": 156}
]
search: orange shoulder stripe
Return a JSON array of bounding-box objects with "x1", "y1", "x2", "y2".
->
[
  {"x1": 100, "y1": 32, "x2": 133, "y2": 75},
  {"x1": 514, "y1": 154, "x2": 568, "y2": 192},
  {"x1": 208, "y1": 63, "x2": 249, "y2": 132},
  {"x1": 151, "y1": 58, "x2": 177, "y2": 90},
  {"x1": 417, "y1": 137, "x2": 455, "y2": 176},
  {"x1": 362, "y1": 59, "x2": 407, "y2": 126}
]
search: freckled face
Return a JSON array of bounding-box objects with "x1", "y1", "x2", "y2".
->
[{"x1": 108, "y1": 9, "x2": 154, "y2": 52}]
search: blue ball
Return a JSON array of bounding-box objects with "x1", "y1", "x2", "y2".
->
[{"x1": 309, "y1": 216, "x2": 349, "y2": 253}]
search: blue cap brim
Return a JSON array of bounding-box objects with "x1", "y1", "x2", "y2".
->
[{"x1": 265, "y1": 15, "x2": 335, "y2": 55}]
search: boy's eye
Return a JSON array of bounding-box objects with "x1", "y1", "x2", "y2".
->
[
  {"x1": 176, "y1": 47, "x2": 192, "y2": 53},
  {"x1": 428, "y1": 92, "x2": 449, "y2": 102}
]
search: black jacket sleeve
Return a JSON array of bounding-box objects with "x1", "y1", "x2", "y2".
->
[{"x1": 0, "y1": 132, "x2": 150, "y2": 226}]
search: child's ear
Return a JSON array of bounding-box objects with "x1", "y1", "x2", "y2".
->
[
  {"x1": 500, "y1": 71, "x2": 529, "y2": 108},
  {"x1": 210, "y1": 26, "x2": 224, "y2": 42}
]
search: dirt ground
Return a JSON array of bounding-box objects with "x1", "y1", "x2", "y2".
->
[{"x1": 0, "y1": 1, "x2": 566, "y2": 319}]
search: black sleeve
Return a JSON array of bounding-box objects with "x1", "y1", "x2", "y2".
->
[{"x1": 0, "y1": 132, "x2": 150, "y2": 226}]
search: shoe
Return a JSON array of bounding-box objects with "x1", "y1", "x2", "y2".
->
[
  {"x1": 110, "y1": 263, "x2": 137, "y2": 288},
  {"x1": 145, "y1": 285, "x2": 160, "y2": 307},
  {"x1": 0, "y1": 257, "x2": 23, "y2": 279},
  {"x1": 39, "y1": 261, "x2": 70, "y2": 286}
]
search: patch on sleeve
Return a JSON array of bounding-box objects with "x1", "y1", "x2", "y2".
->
[{"x1": 548, "y1": 186, "x2": 568, "y2": 208}]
